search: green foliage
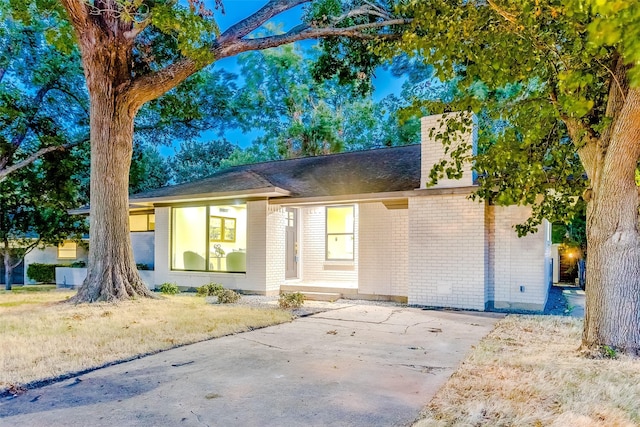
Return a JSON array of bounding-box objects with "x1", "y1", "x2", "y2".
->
[
  {"x1": 169, "y1": 139, "x2": 234, "y2": 183},
  {"x1": 136, "y1": 263, "x2": 150, "y2": 270},
  {"x1": 389, "y1": 0, "x2": 636, "y2": 233},
  {"x1": 601, "y1": 345, "x2": 618, "y2": 359},
  {"x1": 196, "y1": 282, "x2": 224, "y2": 297},
  {"x1": 278, "y1": 292, "x2": 305, "y2": 309},
  {"x1": 26, "y1": 263, "x2": 56, "y2": 283},
  {"x1": 216, "y1": 288, "x2": 240, "y2": 304},
  {"x1": 159, "y1": 282, "x2": 179, "y2": 295},
  {"x1": 195, "y1": 283, "x2": 239, "y2": 303},
  {"x1": 129, "y1": 144, "x2": 171, "y2": 193},
  {"x1": 231, "y1": 41, "x2": 419, "y2": 162}
]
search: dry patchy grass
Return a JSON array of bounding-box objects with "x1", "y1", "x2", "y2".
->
[
  {"x1": 0, "y1": 290, "x2": 292, "y2": 393},
  {"x1": 415, "y1": 315, "x2": 640, "y2": 427}
]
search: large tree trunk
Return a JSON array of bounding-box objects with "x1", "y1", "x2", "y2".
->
[
  {"x1": 582, "y1": 88, "x2": 640, "y2": 356},
  {"x1": 70, "y1": 35, "x2": 154, "y2": 302}
]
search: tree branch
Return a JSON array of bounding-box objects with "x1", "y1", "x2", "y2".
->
[
  {"x1": 59, "y1": 0, "x2": 90, "y2": 34},
  {"x1": 0, "y1": 137, "x2": 88, "y2": 182},
  {"x1": 216, "y1": 19, "x2": 409, "y2": 59},
  {"x1": 127, "y1": 17, "x2": 408, "y2": 108},
  {"x1": 219, "y1": 0, "x2": 309, "y2": 43}
]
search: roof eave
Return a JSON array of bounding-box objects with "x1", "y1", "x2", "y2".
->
[
  {"x1": 130, "y1": 186, "x2": 291, "y2": 206},
  {"x1": 268, "y1": 186, "x2": 478, "y2": 206}
]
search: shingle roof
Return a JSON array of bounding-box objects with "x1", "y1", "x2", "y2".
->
[{"x1": 130, "y1": 144, "x2": 421, "y2": 202}]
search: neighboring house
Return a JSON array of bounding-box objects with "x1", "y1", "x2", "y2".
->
[{"x1": 28, "y1": 113, "x2": 553, "y2": 311}]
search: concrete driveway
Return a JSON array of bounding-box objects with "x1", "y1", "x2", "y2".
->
[{"x1": 0, "y1": 304, "x2": 502, "y2": 427}]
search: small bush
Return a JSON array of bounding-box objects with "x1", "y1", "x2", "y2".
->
[
  {"x1": 26, "y1": 264, "x2": 56, "y2": 283},
  {"x1": 279, "y1": 292, "x2": 305, "y2": 309},
  {"x1": 69, "y1": 261, "x2": 86, "y2": 268},
  {"x1": 159, "y1": 282, "x2": 179, "y2": 295},
  {"x1": 196, "y1": 282, "x2": 224, "y2": 297},
  {"x1": 216, "y1": 289, "x2": 241, "y2": 304},
  {"x1": 136, "y1": 263, "x2": 150, "y2": 270}
]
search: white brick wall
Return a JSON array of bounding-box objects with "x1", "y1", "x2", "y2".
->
[
  {"x1": 490, "y1": 205, "x2": 550, "y2": 311},
  {"x1": 358, "y1": 202, "x2": 408, "y2": 296},
  {"x1": 408, "y1": 194, "x2": 487, "y2": 310},
  {"x1": 421, "y1": 112, "x2": 477, "y2": 189},
  {"x1": 265, "y1": 204, "x2": 286, "y2": 293},
  {"x1": 300, "y1": 205, "x2": 358, "y2": 284}
]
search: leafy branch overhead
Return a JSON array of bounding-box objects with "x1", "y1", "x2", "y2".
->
[
  {"x1": 390, "y1": 0, "x2": 640, "y2": 235},
  {"x1": 46, "y1": 0, "x2": 409, "y2": 112}
]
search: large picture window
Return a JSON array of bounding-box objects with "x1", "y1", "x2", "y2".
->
[
  {"x1": 172, "y1": 204, "x2": 247, "y2": 272},
  {"x1": 326, "y1": 205, "x2": 354, "y2": 260}
]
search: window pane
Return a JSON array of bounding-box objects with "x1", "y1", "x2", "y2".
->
[
  {"x1": 327, "y1": 234, "x2": 354, "y2": 260},
  {"x1": 58, "y1": 241, "x2": 77, "y2": 259},
  {"x1": 209, "y1": 205, "x2": 247, "y2": 272},
  {"x1": 327, "y1": 206, "x2": 354, "y2": 233},
  {"x1": 148, "y1": 214, "x2": 155, "y2": 231},
  {"x1": 129, "y1": 214, "x2": 149, "y2": 232},
  {"x1": 172, "y1": 207, "x2": 207, "y2": 270}
]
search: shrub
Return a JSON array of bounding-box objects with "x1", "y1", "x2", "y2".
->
[
  {"x1": 159, "y1": 282, "x2": 179, "y2": 295},
  {"x1": 278, "y1": 292, "x2": 305, "y2": 309},
  {"x1": 196, "y1": 282, "x2": 224, "y2": 297},
  {"x1": 26, "y1": 264, "x2": 56, "y2": 283},
  {"x1": 136, "y1": 263, "x2": 150, "y2": 270},
  {"x1": 216, "y1": 289, "x2": 241, "y2": 304},
  {"x1": 69, "y1": 261, "x2": 86, "y2": 268}
]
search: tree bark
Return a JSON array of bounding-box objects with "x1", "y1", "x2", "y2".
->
[
  {"x1": 582, "y1": 87, "x2": 640, "y2": 356},
  {"x1": 3, "y1": 241, "x2": 12, "y2": 291},
  {"x1": 69, "y1": 26, "x2": 154, "y2": 302}
]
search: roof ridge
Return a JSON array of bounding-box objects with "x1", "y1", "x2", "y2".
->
[{"x1": 220, "y1": 143, "x2": 420, "y2": 172}]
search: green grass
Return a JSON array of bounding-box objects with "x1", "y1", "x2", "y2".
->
[{"x1": 0, "y1": 285, "x2": 57, "y2": 293}]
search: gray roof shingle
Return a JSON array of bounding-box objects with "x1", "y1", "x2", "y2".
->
[{"x1": 131, "y1": 144, "x2": 421, "y2": 201}]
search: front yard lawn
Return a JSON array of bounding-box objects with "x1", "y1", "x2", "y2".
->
[
  {"x1": 414, "y1": 315, "x2": 640, "y2": 426},
  {"x1": 0, "y1": 289, "x2": 292, "y2": 395}
]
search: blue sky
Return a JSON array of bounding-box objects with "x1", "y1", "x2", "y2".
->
[{"x1": 162, "y1": 1, "x2": 405, "y2": 153}]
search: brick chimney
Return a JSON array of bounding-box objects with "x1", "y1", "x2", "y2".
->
[{"x1": 420, "y1": 112, "x2": 477, "y2": 189}]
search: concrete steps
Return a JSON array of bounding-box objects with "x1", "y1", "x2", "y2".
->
[
  {"x1": 280, "y1": 284, "x2": 357, "y2": 296},
  {"x1": 298, "y1": 291, "x2": 342, "y2": 302},
  {"x1": 280, "y1": 284, "x2": 358, "y2": 302}
]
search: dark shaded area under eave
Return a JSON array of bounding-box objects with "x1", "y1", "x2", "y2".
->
[{"x1": 130, "y1": 144, "x2": 421, "y2": 200}]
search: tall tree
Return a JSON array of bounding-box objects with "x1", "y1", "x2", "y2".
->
[
  {"x1": 395, "y1": 0, "x2": 640, "y2": 355},
  {"x1": 130, "y1": 143, "x2": 171, "y2": 193},
  {"x1": 0, "y1": 150, "x2": 87, "y2": 290},
  {"x1": 232, "y1": 41, "x2": 419, "y2": 160},
  {"x1": 16, "y1": 0, "x2": 407, "y2": 302},
  {"x1": 169, "y1": 139, "x2": 234, "y2": 183},
  {"x1": 0, "y1": 3, "x2": 89, "y2": 180}
]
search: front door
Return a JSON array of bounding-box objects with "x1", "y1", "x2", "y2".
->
[{"x1": 285, "y1": 208, "x2": 298, "y2": 279}]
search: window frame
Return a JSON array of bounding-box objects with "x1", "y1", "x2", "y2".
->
[
  {"x1": 325, "y1": 205, "x2": 355, "y2": 261},
  {"x1": 171, "y1": 205, "x2": 246, "y2": 273}
]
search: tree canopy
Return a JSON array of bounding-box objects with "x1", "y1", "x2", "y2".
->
[{"x1": 393, "y1": 0, "x2": 640, "y2": 354}]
